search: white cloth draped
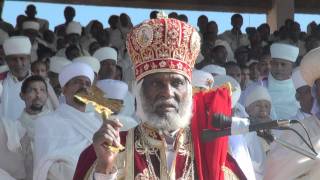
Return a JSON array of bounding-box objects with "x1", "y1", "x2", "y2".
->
[
  {"x1": 0, "y1": 118, "x2": 26, "y2": 179},
  {"x1": 291, "y1": 109, "x2": 312, "y2": 121},
  {"x1": 0, "y1": 73, "x2": 27, "y2": 121},
  {"x1": 265, "y1": 116, "x2": 320, "y2": 180},
  {"x1": 0, "y1": 168, "x2": 16, "y2": 180},
  {"x1": 19, "y1": 109, "x2": 51, "y2": 180},
  {"x1": 244, "y1": 132, "x2": 267, "y2": 180},
  {"x1": 267, "y1": 74, "x2": 299, "y2": 119},
  {"x1": 33, "y1": 103, "x2": 102, "y2": 180}
]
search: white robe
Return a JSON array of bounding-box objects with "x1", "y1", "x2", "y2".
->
[
  {"x1": 218, "y1": 30, "x2": 250, "y2": 52},
  {"x1": 33, "y1": 103, "x2": 102, "y2": 180},
  {"x1": 0, "y1": 168, "x2": 16, "y2": 180},
  {"x1": 0, "y1": 73, "x2": 27, "y2": 121},
  {"x1": 19, "y1": 109, "x2": 51, "y2": 180},
  {"x1": 265, "y1": 116, "x2": 320, "y2": 180},
  {"x1": 0, "y1": 118, "x2": 26, "y2": 179},
  {"x1": 291, "y1": 109, "x2": 312, "y2": 121}
]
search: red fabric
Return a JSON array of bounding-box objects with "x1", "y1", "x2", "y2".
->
[
  {"x1": 225, "y1": 154, "x2": 247, "y2": 180},
  {"x1": 191, "y1": 87, "x2": 231, "y2": 180}
]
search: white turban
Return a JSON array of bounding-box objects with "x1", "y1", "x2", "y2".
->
[
  {"x1": 300, "y1": 47, "x2": 320, "y2": 86},
  {"x1": 66, "y1": 21, "x2": 82, "y2": 35},
  {"x1": 270, "y1": 43, "x2": 299, "y2": 63},
  {"x1": 201, "y1": 64, "x2": 226, "y2": 76},
  {"x1": 292, "y1": 67, "x2": 308, "y2": 90},
  {"x1": 244, "y1": 85, "x2": 271, "y2": 107},
  {"x1": 93, "y1": 47, "x2": 117, "y2": 62},
  {"x1": 191, "y1": 69, "x2": 213, "y2": 89},
  {"x1": 49, "y1": 56, "x2": 71, "y2": 74},
  {"x1": 73, "y1": 56, "x2": 100, "y2": 74},
  {"x1": 212, "y1": 75, "x2": 241, "y2": 108},
  {"x1": 3, "y1": 36, "x2": 31, "y2": 56},
  {"x1": 96, "y1": 79, "x2": 128, "y2": 100},
  {"x1": 22, "y1": 21, "x2": 40, "y2": 31},
  {"x1": 58, "y1": 62, "x2": 94, "y2": 87}
]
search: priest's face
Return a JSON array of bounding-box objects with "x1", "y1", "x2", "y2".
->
[
  {"x1": 6, "y1": 54, "x2": 30, "y2": 80},
  {"x1": 21, "y1": 81, "x2": 48, "y2": 114},
  {"x1": 63, "y1": 76, "x2": 91, "y2": 108},
  {"x1": 270, "y1": 58, "x2": 293, "y2": 81},
  {"x1": 136, "y1": 72, "x2": 193, "y2": 132}
]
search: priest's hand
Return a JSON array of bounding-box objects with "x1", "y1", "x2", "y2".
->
[{"x1": 93, "y1": 116, "x2": 123, "y2": 174}]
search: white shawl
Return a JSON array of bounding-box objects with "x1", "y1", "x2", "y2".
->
[{"x1": 33, "y1": 103, "x2": 102, "y2": 180}]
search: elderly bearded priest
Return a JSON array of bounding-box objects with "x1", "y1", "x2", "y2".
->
[{"x1": 74, "y1": 16, "x2": 246, "y2": 180}]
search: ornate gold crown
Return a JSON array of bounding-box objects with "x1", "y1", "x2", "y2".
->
[{"x1": 126, "y1": 17, "x2": 201, "y2": 81}]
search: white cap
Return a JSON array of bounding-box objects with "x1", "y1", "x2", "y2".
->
[
  {"x1": 191, "y1": 69, "x2": 213, "y2": 89},
  {"x1": 3, "y1": 36, "x2": 32, "y2": 56},
  {"x1": 58, "y1": 62, "x2": 94, "y2": 87},
  {"x1": 201, "y1": 64, "x2": 226, "y2": 76},
  {"x1": 22, "y1": 21, "x2": 40, "y2": 31},
  {"x1": 300, "y1": 47, "x2": 320, "y2": 86},
  {"x1": 292, "y1": 67, "x2": 308, "y2": 89},
  {"x1": 246, "y1": 59, "x2": 259, "y2": 66},
  {"x1": 73, "y1": 56, "x2": 100, "y2": 74},
  {"x1": 244, "y1": 86, "x2": 271, "y2": 107},
  {"x1": 96, "y1": 79, "x2": 128, "y2": 100},
  {"x1": 93, "y1": 47, "x2": 117, "y2": 62},
  {"x1": 270, "y1": 43, "x2": 299, "y2": 63},
  {"x1": 0, "y1": 29, "x2": 9, "y2": 45},
  {"x1": 212, "y1": 75, "x2": 241, "y2": 108},
  {"x1": 66, "y1": 21, "x2": 82, "y2": 35},
  {"x1": 49, "y1": 56, "x2": 71, "y2": 74}
]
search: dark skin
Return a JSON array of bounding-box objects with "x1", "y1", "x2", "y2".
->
[
  {"x1": 296, "y1": 86, "x2": 313, "y2": 114},
  {"x1": 93, "y1": 72, "x2": 188, "y2": 173},
  {"x1": 98, "y1": 60, "x2": 117, "y2": 80},
  {"x1": 5, "y1": 54, "x2": 31, "y2": 81},
  {"x1": 270, "y1": 59, "x2": 293, "y2": 81}
]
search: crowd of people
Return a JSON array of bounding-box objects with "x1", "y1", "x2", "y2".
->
[{"x1": 1, "y1": 3, "x2": 320, "y2": 180}]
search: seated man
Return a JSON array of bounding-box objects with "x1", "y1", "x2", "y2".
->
[
  {"x1": 244, "y1": 85, "x2": 272, "y2": 179},
  {"x1": 74, "y1": 16, "x2": 246, "y2": 180},
  {"x1": 33, "y1": 62, "x2": 102, "y2": 180}
]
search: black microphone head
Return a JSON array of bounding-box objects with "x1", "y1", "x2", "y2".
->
[{"x1": 212, "y1": 114, "x2": 232, "y2": 129}]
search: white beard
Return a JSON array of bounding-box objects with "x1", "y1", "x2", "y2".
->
[{"x1": 134, "y1": 79, "x2": 193, "y2": 132}]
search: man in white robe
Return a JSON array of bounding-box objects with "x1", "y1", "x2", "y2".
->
[
  {"x1": 33, "y1": 62, "x2": 102, "y2": 180},
  {"x1": 241, "y1": 43, "x2": 300, "y2": 120},
  {"x1": 19, "y1": 75, "x2": 51, "y2": 180},
  {"x1": 0, "y1": 36, "x2": 32, "y2": 121},
  {"x1": 291, "y1": 68, "x2": 313, "y2": 120},
  {"x1": 244, "y1": 85, "x2": 272, "y2": 180},
  {"x1": 0, "y1": 36, "x2": 57, "y2": 121},
  {"x1": 265, "y1": 45, "x2": 320, "y2": 180}
]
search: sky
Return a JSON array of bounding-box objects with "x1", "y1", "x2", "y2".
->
[{"x1": 3, "y1": 1, "x2": 320, "y2": 33}]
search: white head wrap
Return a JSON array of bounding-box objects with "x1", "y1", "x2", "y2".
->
[
  {"x1": 93, "y1": 47, "x2": 117, "y2": 62},
  {"x1": 201, "y1": 64, "x2": 226, "y2": 76},
  {"x1": 191, "y1": 69, "x2": 213, "y2": 89},
  {"x1": 22, "y1": 21, "x2": 40, "y2": 31},
  {"x1": 96, "y1": 79, "x2": 128, "y2": 100},
  {"x1": 270, "y1": 43, "x2": 299, "y2": 63},
  {"x1": 66, "y1": 21, "x2": 82, "y2": 35},
  {"x1": 300, "y1": 47, "x2": 320, "y2": 86},
  {"x1": 212, "y1": 75, "x2": 241, "y2": 108},
  {"x1": 3, "y1": 36, "x2": 31, "y2": 56},
  {"x1": 244, "y1": 85, "x2": 271, "y2": 107},
  {"x1": 49, "y1": 56, "x2": 71, "y2": 74},
  {"x1": 73, "y1": 56, "x2": 100, "y2": 74},
  {"x1": 292, "y1": 67, "x2": 308, "y2": 90},
  {"x1": 58, "y1": 62, "x2": 94, "y2": 87}
]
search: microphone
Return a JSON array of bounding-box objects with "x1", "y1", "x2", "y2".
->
[{"x1": 202, "y1": 114, "x2": 299, "y2": 142}]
